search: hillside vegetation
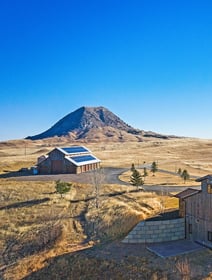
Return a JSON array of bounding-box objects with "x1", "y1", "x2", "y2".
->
[
  {"x1": 0, "y1": 180, "x2": 172, "y2": 279},
  {"x1": 1, "y1": 137, "x2": 212, "y2": 175},
  {"x1": 0, "y1": 137, "x2": 212, "y2": 279}
]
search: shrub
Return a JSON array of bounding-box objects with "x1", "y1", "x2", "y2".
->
[{"x1": 55, "y1": 180, "x2": 72, "y2": 198}]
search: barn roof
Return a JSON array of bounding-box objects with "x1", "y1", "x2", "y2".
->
[
  {"x1": 39, "y1": 145, "x2": 101, "y2": 167},
  {"x1": 57, "y1": 146, "x2": 90, "y2": 155},
  {"x1": 174, "y1": 188, "x2": 201, "y2": 199},
  {"x1": 65, "y1": 154, "x2": 101, "y2": 166}
]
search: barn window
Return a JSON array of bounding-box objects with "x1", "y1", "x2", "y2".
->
[
  {"x1": 207, "y1": 184, "x2": 212, "y2": 194},
  {"x1": 208, "y1": 231, "x2": 212, "y2": 242}
]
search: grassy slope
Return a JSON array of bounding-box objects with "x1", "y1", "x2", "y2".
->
[
  {"x1": 1, "y1": 138, "x2": 212, "y2": 175},
  {"x1": 0, "y1": 180, "x2": 171, "y2": 279},
  {"x1": 0, "y1": 138, "x2": 212, "y2": 279}
]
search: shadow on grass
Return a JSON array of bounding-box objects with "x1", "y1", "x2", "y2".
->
[
  {"x1": 70, "y1": 188, "x2": 144, "y2": 203},
  {"x1": 0, "y1": 170, "x2": 32, "y2": 178},
  {"x1": 0, "y1": 198, "x2": 50, "y2": 211},
  {"x1": 21, "y1": 246, "x2": 92, "y2": 280}
]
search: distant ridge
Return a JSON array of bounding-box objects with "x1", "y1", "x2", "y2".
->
[{"x1": 26, "y1": 106, "x2": 170, "y2": 141}]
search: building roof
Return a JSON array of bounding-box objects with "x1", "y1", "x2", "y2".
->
[
  {"x1": 195, "y1": 174, "x2": 212, "y2": 182},
  {"x1": 174, "y1": 188, "x2": 201, "y2": 199},
  {"x1": 56, "y1": 146, "x2": 91, "y2": 155},
  {"x1": 65, "y1": 154, "x2": 101, "y2": 166},
  {"x1": 38, "y1": 145, "x2": 101, "y2": 167}
]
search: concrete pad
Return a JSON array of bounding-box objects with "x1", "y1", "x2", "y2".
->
[{"x1": 147, "y1": 240, "x2": 205, "y2": 258}]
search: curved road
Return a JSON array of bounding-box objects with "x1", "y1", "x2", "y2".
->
[
  {"x1": 5, "y1": 166, "x2": 201, "y2": 193},
  {"x1": 103, "y1": 167, "x2": 201, "y2": 193}
]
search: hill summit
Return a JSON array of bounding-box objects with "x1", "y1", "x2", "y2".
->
[{"x1": 26, "y1": 106, "x2": 168, "y2": 141}]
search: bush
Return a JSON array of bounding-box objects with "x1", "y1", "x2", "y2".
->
[{"x1": 55, "y1": 180, "x2": 72, "y2": 198}]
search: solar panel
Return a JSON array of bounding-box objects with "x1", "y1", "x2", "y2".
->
[
  {"x1": 62, "y1": 146, "x2": 89, "y2": 154},
  {"x1": 71, "y1": 155, "x2": 96, "y2": 163}
]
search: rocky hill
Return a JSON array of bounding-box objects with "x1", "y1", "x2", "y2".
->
[{"x1": 26, "y1": 106, "x2": 169, "y2": 141}]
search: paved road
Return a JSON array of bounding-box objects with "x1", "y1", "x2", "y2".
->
[
  {"x1": 102, "y1": 167, "x2": 201, "y2": 193},
  {"x1": 101, "y1": 167, "x2": 129, "y2": 185},
  {"x1": 2, "y1": 167, "x2": 129, "y2": 185},
  {"x1": 142, "y1": 184, "x2": 201, "y2": 193},
  {"x1": 3, "y1": 166, "x2": 201, "y2": 193}
]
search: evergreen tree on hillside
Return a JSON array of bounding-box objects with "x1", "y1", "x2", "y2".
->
[
  {"x1": 151, "y1": 161, "x2": 158, "y2": 176},
  {"x1": 177, "y1": 168, "x2": 182, "y2": 175},
  {"x1": 130, "y1": 169, "x2": 144, "y2": 188},
  {"x1": 181, "y1": 169, "x2": 190, "y2": 183},
  {"x1": 55, "y1": 180, "x2": 71, "y2": 198},
  {"x1": 131, "y1": 163, "x2": 135, "y2": 172},
  {"x1": 143, "y1": 167, "x2": 148, "y2": 182}
]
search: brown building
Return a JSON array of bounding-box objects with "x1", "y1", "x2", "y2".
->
[
  {"x1": 175, "y1": 175, "x2": 212, "y2": 248},
  {"x1": 37, "y1": 146, "x2": 101, "y2": 174}
]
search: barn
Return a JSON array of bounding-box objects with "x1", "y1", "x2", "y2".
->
[
  {"x1": 37, "y1": 146, "x2": 101, "y2": 174},
  {"x1": 175, "y1": 174, "x2": 212, "y2": 248}
]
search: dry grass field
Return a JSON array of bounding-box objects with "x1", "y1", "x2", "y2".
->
[
  {"x1": 0, "y1": 137, "x2": 212, "y2": 279},
  {"x1": 0, "y1": 180, "x2": 173, "y2": 279},
  {"x1": 1, "y1": 137, "x2": 212, "y2": 177}
]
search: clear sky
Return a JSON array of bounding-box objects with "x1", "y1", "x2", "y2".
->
[{"x1": 0, "y1": 0, "x2": 212, "y2": 141}]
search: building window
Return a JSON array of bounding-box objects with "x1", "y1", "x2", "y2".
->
[
  {"x1": 208, "y1": 231, "x2": 212, "y2": 242},
  {"x1": 188, "y1": 224, "x2": 192, "y2": 234},
  {"x1": 207, "y1": 184, "x2": 212, "y2": 194}
]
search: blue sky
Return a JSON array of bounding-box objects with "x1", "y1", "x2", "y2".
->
[{"x1": 0, "y1": 0, "x2": 212, "y2": 140}]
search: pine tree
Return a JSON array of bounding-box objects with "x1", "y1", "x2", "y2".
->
[
  {"x1": 177, "y1": 168, "x2": 182, "y2": 175},
  {"x1": 181, "y1": 169, "x2": 190, "y2": 183},
  {"x1": 131, "y1": 163, "x2": 135, "y2": 172},
  {"x1": 55, "y1": 180, "x2": 71, "y2": 198},
  {"x1": 151, "y1": 161, "x2": 158, "y2": 176},
  {"x1": 143, "y1": 167, "x2": 148, "y2": 181},
  {"x1": 130, "y1": 169, "x2": 144, "y2": 188}
]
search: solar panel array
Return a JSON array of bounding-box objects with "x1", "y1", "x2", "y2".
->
[
  {"x1": 71, "y1": 155, "x2": 97, "y2": 163},
  {"x1": 62, "y1": 146, "x2": 89, "y2": 154}
]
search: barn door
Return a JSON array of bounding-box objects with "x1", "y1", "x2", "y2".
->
[{"x1": 51, "y1": 160, "x2": 63, "y2": 174}]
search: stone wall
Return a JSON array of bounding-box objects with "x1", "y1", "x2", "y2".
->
[{"x1": 122, "y1": 218, "x2": 185, "y2": 243}]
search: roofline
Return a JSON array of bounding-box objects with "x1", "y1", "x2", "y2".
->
[
  {"x1": 65, "y1": 156, "x2": 101, "y2": 167},
  {"x1": 174, "y1": 188, "x2": 201, "y2": 199},
  {"x1": 37, "y1": 155, "x2": 49, "y2": 166},
  {"x1": 196, "y1": 174, "x2": 212, "y2": 182},
  {"x1": 56, "y1": 146, "x2": 92, "y2": 156},
  {"x1": 56, "y1": 147, "x2": 69, "y2": 155}
]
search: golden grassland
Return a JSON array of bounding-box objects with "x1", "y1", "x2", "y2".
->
[
  {"x1": 0, "y1": 179, "x2": 174, "y2": 279},
  {"x1": 1, "y1": 137, "x2": 212, "y2": 176},
  {"x1": 120, "y1": 169, "x2": 200, "y2": 187},
  {"x1": 0, "y1": 137, "x2": 212, "y2": 279}
]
